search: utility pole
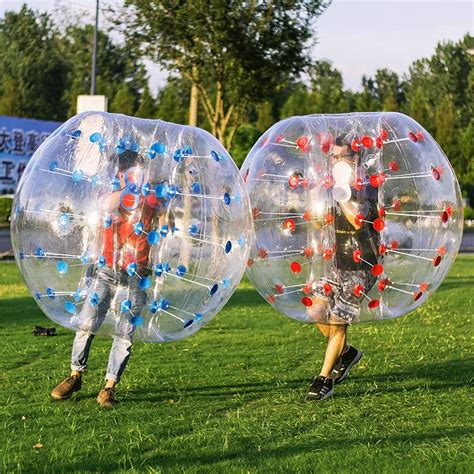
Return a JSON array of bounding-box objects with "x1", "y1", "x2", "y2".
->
[{"x1": 90, "y1": 0, "x2": 99, "y2": 95}]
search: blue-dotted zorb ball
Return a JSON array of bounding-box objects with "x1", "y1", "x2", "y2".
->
[
  {"x1": 11, "y1": 112, "x2": 252, "y2": 342},
  {"x1": 241, "y1": 113, "x2": 463, "y2": 324}
]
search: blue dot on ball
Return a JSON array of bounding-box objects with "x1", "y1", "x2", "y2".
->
[
  {"x1": 72, "y1": 169, "x2": 84, "y2": 182},
  {"x1": 210, "y1": 283, "x2": 219, "y2": 295},
  {"x1": 223, "y1": 192, "x2": 231, "y2": 205},
  {"x1": 121, "y1": 299, "x2": 132, "y2": 312},
  {"x1": 154, "y1": 263, "x2": 163, "y2": 276},
  {"x1": 225, "y1": 240, "x2": 232, "y2": 253},
  {"x1": 194, "y1": 313, "x2": 203, "y2": 322},
  {"x1": 89, "y1": 132, "x2": 103, "y2": 143},
  {"x1": 160, "y1": 298, "x2": 170, "y2": 310},
  {"x1": 211, "y1": 150, "x2": 219, "y2": 161},
  {"x1": 89, "y1": 293, "x2": 100, "y2": 306},
  {"x1": 149, "y1": 300, "x2": 159, "y2": 313},
  {"x1": 191, "y1": 182, "x2": 201, "y2": 194},
  {"x1": 147, "y1": 230, "x2": 160, "y2": 245},
  {"x1": 138, "y1": 276, "x2": 151, "y2": 290},
  {"x1": 46, "y1": 287, "x2": 55, "y2": 299},
  {"x1": 173, "y1": 149, "x2": 183, "y2": 163},
  {"x1": 49, "y1": 160, "x2": 58, "y2": 171},
  {"x1": 131, "y1": 315, "x2": 143, "y2": 326},
  {"x1": 188, "y1": 224, "x2": 198, "y2": 235},
  {"x1": 183, "y1": 319, "x2": 194, "y2": 329},
  {"x1": 97, "y1": 256, "x2": 106, "y2": 268},
  {"x1": 222, "y1": 278, "x2": 231, "y2": 288},
  {"x1": 176, "y1": 264, "x2": 187, "y2": 277},
  {"x1": 127, "y1": 262, "x2": 137, "y2": 276},
  {"x1": 151, "y1": 142, "x2": 166, "y2": 154},
  {"x1": 35, "y1": 247, "x2": 45, "y2": 258},
  {"x1": 142, "y1": 182, "x2": 151, "y2": 196},
  {"x1": 64, "y1": 301, "x2": 76, "y2": 314},
  {"x1": 110, "y1": 177, "x2": 121, "y2": 191},
  {"x1": 57, "y1": 260, "x2": 68, "y2": 274},
  {"x1": 134, "y1": 221, "x2": 144, "y2": 235},
  {"x1": 70, "y1": 130, "x2": 81, "y2": 139},
  {"x1": 155, "y1": 183, "x2": 167, "y2": 198}
]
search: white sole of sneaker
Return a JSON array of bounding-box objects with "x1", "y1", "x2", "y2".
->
[
  {"x1": 306, "y1": 388, "x2": 334, "y2": 401},
  {"x1": 334, "y1": 350, "x2": 363, "y2": 385}
]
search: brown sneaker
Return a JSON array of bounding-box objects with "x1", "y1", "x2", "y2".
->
[
  {"x1": 51, "y1": 375, "x2": 82, "y2": 400},
  {"x1": 97, "y1": 387, "x2": 116, "y2": 408}
]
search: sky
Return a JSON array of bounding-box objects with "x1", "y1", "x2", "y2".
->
[{"x1": 1, "y1": 0, "x2": 473, "y2": 92}]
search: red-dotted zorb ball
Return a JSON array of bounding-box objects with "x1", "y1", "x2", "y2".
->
[
  {"x1": 11, "y1": 112, "x2": 252, "y2": 342},
  {"x1": 241, "y1": 113, "x2": 463, "y2": 324}
]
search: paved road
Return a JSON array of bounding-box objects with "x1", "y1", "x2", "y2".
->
[{"x1": 1, "y1": 228, "x2": 473, "y2": 256}]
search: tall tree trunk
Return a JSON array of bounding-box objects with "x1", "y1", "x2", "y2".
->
[
  {"x1": 189, "y1": 66, "x2": 199, "y2": 126},
  {"x1": 189, "y1": 82, "x2": 198, "y2": 126}
]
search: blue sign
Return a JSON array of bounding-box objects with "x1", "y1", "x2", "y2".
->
[{"x1": 0, "y1": 115, "x2": 61, "y2": 194}]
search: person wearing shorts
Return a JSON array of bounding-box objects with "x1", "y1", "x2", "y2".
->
[{"x1": 306, "y1": 137, "x2": 380, "y2": 401}]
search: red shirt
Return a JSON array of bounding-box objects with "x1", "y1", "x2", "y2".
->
[{"x1": 101, "y1": 193, "x2": 162, "y2": 271}]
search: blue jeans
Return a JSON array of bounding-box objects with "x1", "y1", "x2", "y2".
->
[{"x1": 70, "y1": 266, "x2": 146, "y2": 383}]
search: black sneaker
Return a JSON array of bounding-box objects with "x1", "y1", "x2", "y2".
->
[
  {"x1": 332, "y1": 345, "x2": 363, "y2": 385},
  {"x1": 306, "y1": 375, "x2": 334, "y2": 401}
]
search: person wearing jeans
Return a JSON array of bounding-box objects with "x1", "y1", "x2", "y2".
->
[{"x1": 51, "y1": 149, "x2": 165, "y2": 407}]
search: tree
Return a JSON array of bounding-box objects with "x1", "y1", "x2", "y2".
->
[
  {"x1": 308, "y1": 60, "x2": 348, "y2": 113},
  {"x1": 121, "y1": 0, "x2": 329, "y2": 148},
  {"x1": 0, "y1": 5, "x2": 68, "y2": 120},
  {"x1": 110, "y1": 83, "x2": 136, "y2": 115},
  {"x1": 136, "y1": 87, "x2": 156, "y2": 118},
  {"x1": 231, "y1": 124, "x2": 262, "y2": 167},
  {"x1": 58, "y1": 24, "x2": 148, "y2": 117},
  {"x1": 280, "y1": 84, "x2": 312, "y2": 118}
]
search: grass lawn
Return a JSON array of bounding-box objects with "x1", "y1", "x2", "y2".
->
[{"x1": 0, "y1": 257, "x2": 473, "y2": 473}]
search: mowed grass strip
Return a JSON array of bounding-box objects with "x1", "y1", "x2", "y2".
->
[{"x1": 0, "y1": 258, "x2": 472, "y2": 473}]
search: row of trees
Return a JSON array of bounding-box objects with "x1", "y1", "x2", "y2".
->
[{"x1": 0, "y1": 4, "x2": 472, "y2": 203}]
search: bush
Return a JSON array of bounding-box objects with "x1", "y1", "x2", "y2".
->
[
  {"x1": 0, "y1": 197, "x2": 12, "y2": 224},
  {"x1": 230, "y1": 124, "x2": 262, "y2": 168},
  {"x1": 464, "y1": 207, "x2": 474, "y2": 220}
]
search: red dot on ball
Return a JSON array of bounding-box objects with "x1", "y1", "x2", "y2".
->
[
  {"x1": 440, "y1": 211, "x2": 449, "y2": 223},
  {"x1": 353, "y1": 250, "x2": 362, "y2": 263},
  {"x1": 323, "y1": 283, "x2": 332, "y2": 296},
  {"x1": 413, "y1": 291, "x2": 423, "y2": 301},
  {"x1": 433, "y1": 256, "x2": 442, "y2": 267},
  {"x1": 122, "y1": 193, "x2": 136, "y2": 207},
  {"x1": 373, "y1": 218, "x2": 385, "y2": 232},
  {"x1": 368, "y1": 299, "x2": 380, "y2": 309},
  {"x1": 288, "y1": 175, "x2": 300, "y2": 189},
  {"x1": 371, "y1": 264, "x2": 384, "y2": 276},
  {"x1": 353, "y1": 284, "x2": 364, "y2": 297},
  {"x1": 283, "y1": 218, "x2": 296, "y2": 231},
  {"x1": 301, "y1": 296, "x2": 313, "y2": 307},
  {"x1": 351, "y1": 139, "x2": 361, "y2": 152},
  {"x1": 361, "y1": 135, "x2": 374, "y2": 148},
  {"x1": 296, "y1": 136, "x2": 310, "y2": 152},
  {"x1": 388, "y1": 161, "x2": 399, "y2": 172},
  {"x1": 380, "y1": 129, "x2": 389, "y2": 140},
  {"x1": 290, "y1": 261, "x2": 302, "y2": 273},
  {"x1": 369, "y1": 174, "x2": 382, "y2": 187},
  {"x1": 408, "y1": 131, "x2": 418, "y2": 142}
]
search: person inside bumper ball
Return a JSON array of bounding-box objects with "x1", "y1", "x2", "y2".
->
[
  {"x1": 306, "y1": 136, "x2": 381, "y2": 401},
  {"x1": 51, "y1": 148, "x2": 168, "y2": 407}
]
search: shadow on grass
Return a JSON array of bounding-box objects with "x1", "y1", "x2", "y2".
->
[
  {"x1": 123, "y1": 358, "x2": 473, "y2": 403},
  {"x1": 63, "y1": 426, "x2": 473, "y2": 472}
]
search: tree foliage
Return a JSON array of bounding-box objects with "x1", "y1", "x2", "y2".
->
[{"x1": 121, "y1": 0, "x2": 329, "y2": 148}]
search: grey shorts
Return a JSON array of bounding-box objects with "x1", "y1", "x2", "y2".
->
[{"x1": 313, "y1": 267, "x2": 376, "y2": 324}]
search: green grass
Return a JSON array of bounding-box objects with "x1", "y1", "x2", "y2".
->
[{"x1": 0, "y1": 257, "x2": 473, "y2": 473}]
